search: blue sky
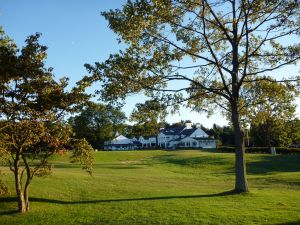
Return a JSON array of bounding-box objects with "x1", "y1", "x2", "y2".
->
[
  {"x1": 0, "y1": 0, "x2": 230, "y2": 128},
  {"x1": 1, "y1": 0, "x2": 299, "y2": 128}
]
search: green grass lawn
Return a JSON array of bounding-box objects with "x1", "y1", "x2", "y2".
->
[{"x1": 1, "y1": 150, "x2": 300, "y2": 225}]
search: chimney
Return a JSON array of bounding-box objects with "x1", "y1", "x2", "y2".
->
[{"x1": 185, "y1": 120, "x2": 192, "y2": 129}]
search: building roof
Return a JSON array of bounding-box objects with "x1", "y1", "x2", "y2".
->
[
  {"x1": 143, "y1": 135, "x2": 157, "y2": 139},
  {"x1": 160, "y1": 126, "x2": 185, "y2": 135},
  {"x1": 160, "y1": 126, "x2": 199, "y2": 136},
  {"x1": 180, "y1": 128, "x2": 197, "y2": 136}
]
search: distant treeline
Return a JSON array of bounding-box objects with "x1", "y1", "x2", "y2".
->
[{"x1": 68, "y1": 103, "x2": 300, "y2": 149}]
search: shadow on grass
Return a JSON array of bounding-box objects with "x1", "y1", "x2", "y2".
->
[
  {"x1": 0, "y1": 190, "x2": 238, "y2": 212},
  {"x1": 53, "y1": 163, "x2": 145, "y2": 170},
  {"x1": 0, "y1": 210, "x2": 18, "y2": 216},
  {"x1": 247, "y1": 155, "x2": 300, "y2": 174},
  {"x1": 276, "y1": 221, "x2": 300, "y2": 225},
  {"x1": 151, "y1": 154, "x2": 234, "y2": 170},
  {"x1": 153, "y1": 153, "x2": 300, "y2": 174}
]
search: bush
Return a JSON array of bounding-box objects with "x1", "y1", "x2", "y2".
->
[
  {"x1": 246, "y1": 147, "x2": 270, "y2": 154},
  {"x1": 0, "y1": 174, "x2": 8, "y2": 196},
  {"x1": 217, "y1": 146, "x2": 235, "y2": 153},
  {"x1": 217, "y1": 146, "x2": 300, "y2": 154},
  {"x1": 275, "y1": 147, "x2": 300, "y2": 154}
]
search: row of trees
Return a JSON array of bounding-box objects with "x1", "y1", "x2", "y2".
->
[
  {"x1": 69, "y1": 100, "x2": 300, "y2": 149},
  {"x1": 69, "y1": 99, "x2": 167, "y2": 149},
  {"x1": 204, "y1": 119, "x2": 300, "y2": 148}
]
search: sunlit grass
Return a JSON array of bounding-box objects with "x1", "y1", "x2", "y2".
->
[{"x1": 1, "y1": 150, "x2": 300, "y2": 225}]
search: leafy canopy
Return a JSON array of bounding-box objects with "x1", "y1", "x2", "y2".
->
[
  {"x1": 69, "y1": 103, "x2": 127, "y2": 149},
  {"x1": 84, "y1": 0, "x2": 300, "y2": 116},
  {"x1": 129, "y1": 99, "x2": 167, "y2": 137},
  {"x1": 0, "y1": 31, "x2": 94, "y2": 212}
]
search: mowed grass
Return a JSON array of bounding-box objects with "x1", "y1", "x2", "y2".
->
[{"x1": 1, "y1": 150, "x2": 300, "y2": 225}]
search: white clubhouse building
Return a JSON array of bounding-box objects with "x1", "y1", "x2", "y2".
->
[{"x1": 104, "y1": 121, "x2": 216, "y2": 150}]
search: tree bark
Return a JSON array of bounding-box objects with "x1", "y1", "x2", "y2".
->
[
  {"x1": 24, "y1": 184, "x2": 29, "y2": 212},
  {"x1": 15, "y1": 174, "x2": 27, "y2": 213},
  {"x1": 14, "y1": 151, "x2": 30, "y2": 213},
  {"x1": 22, "y1": 153, "x2": 31, "y2": 212},
  {"x1": 231, "y1": 102, "x2": 249, "y2": 193},
  {"x1": 14, "y1": 153, "x2": 28, "y2": 213}
]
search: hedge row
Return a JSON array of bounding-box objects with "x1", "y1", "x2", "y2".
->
[{"x1": 218, "y1": 146, "x2": 300, "y2": 154}]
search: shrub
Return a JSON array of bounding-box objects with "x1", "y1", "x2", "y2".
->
[
  {"x1": 275, "y1": 147, "x2": 300, "y2": 154},
  {"x1": 217, "y1": 146, "x2": 300, "y2": 154},
  {"x1": 217, "y1": 146, "x2": 235, "y2": 153},
  {"x1": 0, "y1": 172, "x2": 8, "y2": 196},
  {"x1": 246, "y1": 147, "x2": 270, "y2": 154}
]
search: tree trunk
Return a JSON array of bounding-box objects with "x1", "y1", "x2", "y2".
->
[
  {"x1": 14, "y1": 155, "x2": 28, "y2": 213},
  {"x1": 14, "y1": 152, "x2": 30, "y2": 213},
  {"x1": 15, "y1": 174, "x2": 27, "y2": 213},
  {"x1": 24, "y1": 184, "x2": 30, "y2": 212},
  {"x1": 22, "y1": 153, "x2": 31, "y2": 212},
  {"x1": 231, "y1": 103, "x2": 249, "y2": 193}
]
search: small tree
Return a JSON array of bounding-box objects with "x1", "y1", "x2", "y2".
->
[
  {"x1": 85, "y1": 0, "x2": 300, "y2": 192},
  {"x1": 0, "y1": 32, "x2": 94, "y2": 213}
]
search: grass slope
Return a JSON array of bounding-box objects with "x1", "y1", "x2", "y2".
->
[{"x1": 1, "y1": 150, "x2": 300, "y2": 225}]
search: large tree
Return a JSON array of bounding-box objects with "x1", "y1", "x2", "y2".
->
[
  {"x1": 0, "y1": 32, "x2": 94, "y2": 213},
  {"x1": 69, "y1": 103, "x2": 127, "y2": 149},
  {"x1": 85, "y1": 0, "x2": 300, "y2": 192}
]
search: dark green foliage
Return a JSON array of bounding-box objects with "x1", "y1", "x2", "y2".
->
[
  {"x1": 0, "y1": 27, "x2": 18, "y2": 83},
  {"x1": 218, "y1": 146, "x2": 300, "y2": 154},
  {"x1": 289, "y1": 119, "x2": 300, "y2": 145},
  {"x1": 129, "y1": 100, "x2": 167, "y2": 138},
  {"x1": 69, "y1": 103, "x2": 126, "y2": 149},
  {"x1": 202, "y1": 124, "x2": 235, "y2": 146},
  {"x1": 273, "y1": 147, "x2": 300, "y2": 154},
  {"x1": 250, "y1": 118, "x2": 300, "y2": 147}
]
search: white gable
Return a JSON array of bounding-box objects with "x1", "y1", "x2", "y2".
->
[
  {"x1": 190, "y1": 128, "x2": 209, "y2": 138},
  {"x1": 111, "y1": 135, "x2": 132, "y2": 145},
  {"x1": 139, "y1": 136, "x2": 144, "y2": 142}
]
